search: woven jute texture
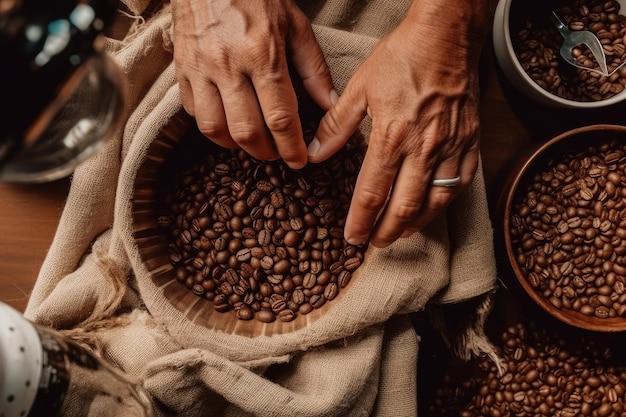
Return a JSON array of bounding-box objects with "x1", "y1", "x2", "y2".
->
[{"x1": 25, "y1": 1, "x2": 498, "y2": 415}]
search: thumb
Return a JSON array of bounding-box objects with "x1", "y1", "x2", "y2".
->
[{"x1": 307, "y1": 83, "x2": 367, "y2": 163}]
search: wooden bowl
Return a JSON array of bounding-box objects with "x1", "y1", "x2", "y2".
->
[
  {"x1": 131, "y1": 112, "x2": 368, "y2": 337},
  {"x1": 501, "y1": 124, "x2": 626, "y2": 332}
]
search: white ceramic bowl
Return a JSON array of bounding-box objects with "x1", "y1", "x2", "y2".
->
[{"x1": 493, "y1": 0, "x2": 626, "y2": 108}]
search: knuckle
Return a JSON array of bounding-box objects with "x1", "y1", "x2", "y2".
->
[
  {"x1": 390, "y1": 202, "x2": 421, "y2": 223},
  {"x1": 374, "y1": 123, "x2": 411, "y2": 163},
  {"x1": 228, "y1": 122, "x2": 258, "y2": 146},
  {"x1": 244, "y1": 37, "x2": 284, "y2": 69},
  {"x1": 207, "y1": 44, "x2": 233, "y2": 70},
  {"x1": 264, "y1": 109, "x2": 297, "y2": 134},
  {"x1": 196, "y1": 119, "x2": 226, "y2": 140},
  {"x1": 245, "y1": 35, "x2": 271, "y2": 55},
  {"x1": 384, "y1": 121, "x2": 411, "y2": 142},
  {"x1": 353, "y1": 186, "x2": 387, "y2": 214},
  {"x1": 320, "y1": 110, "x2": 343, "y2": 137}
]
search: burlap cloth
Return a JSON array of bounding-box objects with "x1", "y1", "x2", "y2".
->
[{"x1": 24, "y1": 1, "x2": 499, "y2": 415}]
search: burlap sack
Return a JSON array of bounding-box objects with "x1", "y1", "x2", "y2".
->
[{"x1": 25, "y1": 1, "x2": 499, "y2": 416}]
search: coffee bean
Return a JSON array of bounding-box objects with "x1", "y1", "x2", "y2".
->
[
  {"x1": 236, "y1": 305, "x2": 253, "y2": 320},
  {"x1": 256, "y1": 309, "x2": 276, "y2": 323},
  {"x1": 160, "y1": 140, "x2": 367, "y2": 323},
  {"x1": 324, "y1": 282, "x2": 338, "y2": 300},
  {"x1": 344, "y1": 256, "x2": 362, "y2": 271},
  {"x1": 513, "y1": 0, "x2": 626, "y2": 102},
  {"x1": 425, "y1": 320, "x2": 626, "y2": 417},
  {"x1": 269, "y1": 294, "x2": 286, "y2": 313},
  {"x1": 273, "y1": 259, "x2": 291, "y2": 275},
  {"x1": 277, "y1": 309, "x2": 295, "y2": 322},
  {"x1": 510, "y1": 140, "x2": 626, "y2": 320}
]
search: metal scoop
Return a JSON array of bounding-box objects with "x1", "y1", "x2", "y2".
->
[{"x1": 550, "y1": 11, "x2": 608, "y2": 76}]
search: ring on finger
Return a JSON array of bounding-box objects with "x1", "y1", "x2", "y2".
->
[{"x1": 431, "y1": 176, "x2": 461, "y2": 188}]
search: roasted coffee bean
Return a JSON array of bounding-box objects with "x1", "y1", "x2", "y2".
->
[
  {"x1": 425, "y1": 320, "x2": 626, "y2": 417},
  {"x1": 513, "y1": 0, "x2": 626, "y2": 102},
  {"x1": 160, "y1": 141, "x2": 367, "y2": 323},
  {"x1": 510, "y1": 140, "x2": 626, "y2": 319},
  {"x1": 324, "y1": 282, "x2": 338, "y2": 300},
  {"x1": 270, "y1": 308, "x2": 290, "y2": 323}
]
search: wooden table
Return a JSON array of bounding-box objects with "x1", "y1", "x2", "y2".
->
[
  {"x1": 1, "y1": 38, "x2": 626, "y2": 317},
  {"x1": 0, "y1": 178, "x2": 69, "y2": 312}
]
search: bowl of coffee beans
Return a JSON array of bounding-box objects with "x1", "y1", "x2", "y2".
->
[
  {"x1": 493, "y1": 0, "x2": 626, "y2": 108},
  {"x1": 132, "y1": 113, "x2": 369, "y2": 336},
  {"x1": 502, "y1": 124, "x2": 626, "y2": 332}
]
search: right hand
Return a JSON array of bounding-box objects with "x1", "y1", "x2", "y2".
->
[{"x1": 171, "y1": 0, "x2": 337, "y2": 169}]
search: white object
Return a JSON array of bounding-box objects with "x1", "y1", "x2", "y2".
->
[{"x1": 0, "y1": 302, "x2": 44, "y2": 417}]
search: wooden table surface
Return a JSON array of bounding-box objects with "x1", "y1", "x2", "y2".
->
[
  {"x1": 1, "y1": 39, "x2": 626, "y2": 315},
  {"x1": 0, "y1": 178, "x2": 70, "y2": 312}
]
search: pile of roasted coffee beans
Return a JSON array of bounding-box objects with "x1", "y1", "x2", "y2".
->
[
  {"x1": 157, "y1": 143, "x2": 366, "y2": 323},
  {"x1": 514, "y1": 0, "x2": 626, "y2": 102},
  {"x1": 424, "y1": 321, "x2": 626, "y2": 417},
  {"x1": 509, "y1": 140, "x2": 626, "y2": 319}
]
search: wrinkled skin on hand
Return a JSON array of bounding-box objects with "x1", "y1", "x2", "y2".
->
[
  {"x1": 171, "y1": 0, "x2": 336, "y2": 169},
  {"x1": 171, "y1": 0, "x2": 489, "y2": 249},
  {"x1": 309, "y1": 1, "x2": 488, "y2": 248}
]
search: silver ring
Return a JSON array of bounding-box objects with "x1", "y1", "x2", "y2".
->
[{"x1": 431, "y1": 176, "x2": 461, "y2": 187}]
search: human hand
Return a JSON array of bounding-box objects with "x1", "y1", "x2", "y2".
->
[
  {"x1": 171, "y1": 0, "x2": 337, "y2": 169},
  {"x1": 308, "y1": 2, "x2": 488, "y2": 248}
]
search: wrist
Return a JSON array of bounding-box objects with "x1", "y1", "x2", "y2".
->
[{"x1": 398, "y1": 0, "x2": 490, "y2": 66}]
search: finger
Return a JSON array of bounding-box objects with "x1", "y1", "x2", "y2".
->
[
  {"x1": 288, "y1": 13, "x2": 337, "y2": 111},
  {"x1": 343, "y1": 124, "x2": 401, "y2": 246},
  {"x1": 368, "y1": 153, "x2": 431, "y2": 248},
  {"x1": 192, "y1": 81, "x2": 238, "y2": 149},
  {"x1": 177, "y1": 75, "x2": 196, "y2": 117},
  {"x1": 307, "y1": 81, "x2": 367, "y2": 163},
  {"x1": 410, "y1": 155, "x2": 461, "y2": 230},
  {"x1": 252, "y1": 63, "x2": 307, "y2": 169},
  {"x1": 409, "y1": 146, "x2": 479, "y2": 233},
  {"x1": 220, "y1": 76, "x2": 279, "y2": 161}
]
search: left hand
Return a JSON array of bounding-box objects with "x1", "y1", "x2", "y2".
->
[{"x1": 307, "y1": 12, "x2": 484, "y2": 248}]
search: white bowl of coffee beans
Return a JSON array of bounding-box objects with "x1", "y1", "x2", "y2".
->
[
  {"x1": 493, "y1": 0, "x2": 626, "y2": 108},
  {"x1": 503, "y1": 124, "x2": 626, "y2": 331}
]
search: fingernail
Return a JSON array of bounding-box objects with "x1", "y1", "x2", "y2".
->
[
  {"x1": 330, "y1": 89, "x2": 339, "y2": 105},
  {"x1": 288, "y1": 160, "x2": 306, "y2": 170},
  {"x1": 345, "y1": 234, "x2": 367, "y2": 246},
  {"x1": 307, "y1": 136, "x2": 321, "y2": 158}
]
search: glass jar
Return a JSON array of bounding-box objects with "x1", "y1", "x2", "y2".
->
[{"x1": 0, "y1": 0, "x2": 125, "y2": 183}]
